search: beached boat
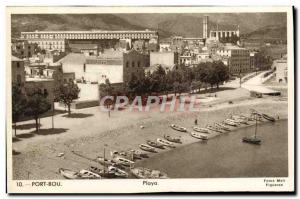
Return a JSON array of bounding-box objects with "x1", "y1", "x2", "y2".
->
[
  {"x1": 108, "y1": 166, "x2": 128, "y2": 178},
  {"x1": 164, "y1": 134, "x2": 181, "y2": 143},
  {"x1": 170, "y1": 124, "x2": 187, "y2": 132},
  {"x1": 139, "y1": 144, "x2": 157, "y2": 153},
  {"x1": 243, "y1": 114, "x2": 262, "y2": 145},
  {"x1": 223, "y1": 120, "x2": 238, "y2": 127},
  {"x1": 232, "y1": 118, "x2": 249, "y2": 125},
  {"x1": 193, "y1": 126, "x2": 210, "y2": 134},
  {"x1": 111, "y1": 150, "x2": 141, "y2": 161},
  {"x1": 206, "y1": 125, "x2": 224, "y2": 133},
  {"x1": 131, "y1": 167, "x2": 168, "y2": 179},
  {"x1": 79, "y1": 169, "x2": 101, "y2": 179},
  {"x1": 114, "y1": 156, "x2": 135, "y2": 167},
  {"x1": 146, "y1": 140, "x2": 165, "y2": 149},
  {"x1": 190, "y1": 132, "x2": 208, "y2": 140},
  {"x1": 129, "y1": 149, "x2": 149, "y2": 158},
  {"x1": 89, "y1": 166, "x2": 115, "y2": 178},
  {"x1": 157, "y1": 138, "x2": 176, "y2": 148},
  {"x1": 262, "y1": 113, "x2": 276, "y2": 122},
  {"x1": 96, "y1": 156, "x2": 116, "y2": 166},
  {"x1": 214, "y1": 123, "x2": 230, "y2": 131},
  {"x1": 59, "y1": 168, "x2": 81, "y2": 179},
  {"x1": 225, "y1": 119, "x2": 241, "y2": 125}
]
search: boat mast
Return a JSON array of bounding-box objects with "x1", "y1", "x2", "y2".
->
[
  {"x1": 254, "y1": 114, "x2": 258, "y2": 138},
  {"x1": 103, "y1": 147, "x2": 106, "y2": 174}
]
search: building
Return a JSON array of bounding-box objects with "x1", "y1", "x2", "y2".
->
[
  {"x1": 216, "y1": 45, "x2": 250, "y2": 74},
  {"x1": 12, "y1": 39, "x2": 38, "y2": 59},
  {"x1": 250, "y1": 51, "x2": 259, "y2": 71},
  {"x1": 203, "y1": 16, "x2": 209, "y2": 39},
  {"x1": 57, "y1": 49, "x2": 148, "y2": 85},
  {"x1": 272, "y1": 58, "x2": 287, "y2": 83},
  {"x1": 20, "y1": 30, "x2": 159, "y2": 53},
  {"x1": 11, "y1": 56, "x2": 25, "y2": 86},
  {"x1": 150, "y1": 52, "x2": 179, "y2": 70}
]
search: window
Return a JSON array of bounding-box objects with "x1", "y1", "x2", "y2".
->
[
  {"x1": 16, "y1": 62, "x2": 20, "y2": 68},
  {"x1": 126, "y1": 61, "x2": 129, "y2": 68},
  {"x1": 137, "y1": 61, "x2": 141, "y2": 68},
  {"x1": 132, "y1": 61, "x2": 135, "y2": 67}
]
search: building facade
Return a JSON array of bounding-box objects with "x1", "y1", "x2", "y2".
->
[
  {"x1": 12, "y1": 56, "x2": 25, "y2": 86},
  {"x1": 21, "y1": 30, "x2": 159, "y2": 53}
]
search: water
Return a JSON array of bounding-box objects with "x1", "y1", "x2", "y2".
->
[{"x1": 136, "y1": 120, "x2": 288, "y2": 178}]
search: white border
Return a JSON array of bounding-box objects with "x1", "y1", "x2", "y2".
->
[{"x1": 5, "y1": 6, "x2": 294, "y2": 194}]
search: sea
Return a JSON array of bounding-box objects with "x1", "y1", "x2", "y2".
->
[{"x1": 136, "y1": 120, "x2": 288, "y2": 178}]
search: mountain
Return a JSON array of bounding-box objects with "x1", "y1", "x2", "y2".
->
[
  {"x1": 242, "y1": 25, "x2": 287, "y2": 41},
  {"x1": 11, "y1": 13, "x2": 287, "y2": 39}
]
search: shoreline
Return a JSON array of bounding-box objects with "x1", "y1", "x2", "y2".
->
[{"x1": 12, "y1": 98, "x2": 288, "y2": 180}]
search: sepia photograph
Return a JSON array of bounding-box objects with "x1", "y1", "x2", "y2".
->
[{"x1": 6, "y1": 6, "x2": 294, "y2": 193}]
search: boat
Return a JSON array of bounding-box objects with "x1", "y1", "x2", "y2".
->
[
  {"x1": 242, "y1": 114, "x2": 262, "y2": 145},
  {"x1": 113, "y1": 156, "x2": 135, "y2": 167},
  {"x1": 146, "y1": 140, "x2": 165, "y2": 149},
  {"x1": 96, "y1": 156, "x2": 116, "y2": 166},
  {"x1": 223, "y1": 120, "x2": 238, "y2": 127},
  {"x1": 139, "y1": 144, "x2": 157, "y2": 153},
  {"x1": 111, "y1": 150, "x2": 141, "y2": 161},
  {"x1": 262, "y1": 113, "x2": 276, "y2": 122},
  {"x1": 59, "y1": 168, "x2": 81, "y2": 179},
  {"x1": 131, "y1": 167, "x2": 168, "y2": 179},
  {"x1": 190, "y1": 132, "x2": 208, "y2": 140},
  {"x1": 129, "y1": 149, "x2": 149, "y2": 158},
  {"x1": 108, "y1": 166, "x2": 128, "y2": 178},
  {"x1": 232, "y1": 118, "x2": 249, "y2": 125},
  {"x1": 214, "y1": 123, "x2": 230, "y2": 131},
  {"x1": 164, "y1": 134, "x2": 182, "y2": 143},
  {"x1": 225, "y1": 119, "x2": 241, "y2": 125},
  {"x1": 157, "y1": 138, "x2": 176, "y2": 148},
  {"x1": 193, "y1": 126, "x2": 210, "y2": 134},
  {"x1": 206, "y1": 125, "x2": 224, "y2": 133},
  {"x1": 170, "y1": 124, "x2": 187, "y2": 132},
  {"x1": 79, "y1": 169, "x2": 101, "y2": 179},
  {"x1": 89, "y1": 166, "x2": 115, "y2": 178}
]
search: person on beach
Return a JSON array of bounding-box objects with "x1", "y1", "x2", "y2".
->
[{"x1": 194, "y1": 119, "x2": 198, "y2": 125}]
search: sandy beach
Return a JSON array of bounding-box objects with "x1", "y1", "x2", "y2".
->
[{"x1": 11, "y1": 82, "x2": 288, "y2": 179}]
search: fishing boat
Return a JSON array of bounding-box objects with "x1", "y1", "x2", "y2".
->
[
  {"x1": 157, "y1": 138, "x2": 176, "y2": 148},
  {"x1": 129, "y1": 149, "x2": 149, "y2": 158},
  {"x1": 262, "y1": 113, "x2": 276, "y2": 122},
  {"x1": 79, "y1": 169, "x2": 101, "y2": 179},
  {"x1": 223, "y1": 120, "x2": 238, "y2": 127},
  {"x1": 214, "y1": 123, "x2": 230, "y2": 131},
  {"x1": 206, "y1": 125, "x2": 224, "y2": 133},
  {"x1": 59, "y1": 168, "x2": 82, "y2": 179},
  {"x1": 139, "y1": 144, "x2": 157, "y2": 153},
  {"x1": 131, "y1": 167, "x2": 168, "y2": 179},
  {"x1": 164, "y1": 134, "x2": 182, "y2": 143},
  {"x1": 108, "y1": 166, "x2": 128, "y2": 178},
  {"x1": 170, "y1": 124, "x2": 187, "y2": 132},
  {"x1": 146, "y1": 140, "x2": 165, "y2": 149},
  {"x1": 89, "y1": 166, "x2": 115, "y2": 178},
  {"x1": 190, "y1": 132, "x2": 208, "y2": 140},
  {"x1": 242, "y1": 114, "x2": 262, "y2": 145},
  {"x1": 193, "y1": 126, "x2": 210, "y2": 134},
  {"x1": 225, "y1": 119, "x2": 241, "y2": 125},
  {"x1": 232, "y1": 118, "x2": 249, "y2": 125},
  {"x1": 96, "y1": 156, "x2": 116, "y2": 166},
  {"x1": 111, "y1": 150, "x2": 141, "y2": 161},
  {"x1": 114, "y1": 156, "x2": 135, "y2": 167}
]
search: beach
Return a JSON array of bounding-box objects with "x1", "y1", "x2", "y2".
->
[{"x1": 12, "y1": 85, "x2": 288, "y2": 179}]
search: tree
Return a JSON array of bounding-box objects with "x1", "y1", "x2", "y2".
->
[
  {"x1": 55, "y1": 82, "x2": 80, "y2": 115},
  {"x1": 99, "y1": 79, "x2": 114, "y2": 117},
  {"x1": 12, "y1": 85, "x2": 27, "y2": 137},
  {"x1": 213, "y1": 61, "x2": 230, "y2": 88},
  {"x1": 24, "y1": 89, "x2": 51, "y2": 132}
]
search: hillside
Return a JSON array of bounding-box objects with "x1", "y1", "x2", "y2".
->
[
  {"x1": 242, "y1": 25, "x2": 287, "y2": 41},
  {"x1": 11, "y1": 13, "x2": 287, "y2": 39}
]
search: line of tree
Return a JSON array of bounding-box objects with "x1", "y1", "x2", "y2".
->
[
  {"x1": 99, "y1": 61, "x2": 230, "y2": 101},
  {"x1": 12, "y1": 85, "x2": 51, "y2": 136}
]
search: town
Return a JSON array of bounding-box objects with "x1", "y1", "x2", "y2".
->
[{"x1": 11, "y1": 14, "x2": 288, "y2": 180}]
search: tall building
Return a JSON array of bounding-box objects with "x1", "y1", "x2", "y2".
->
[
  {"x1": 11, "y1": 56, "x2": 25, "y2": 86},
  {"x1": 216, "y1": 45, "x2": 250, "y2": 74},
  {"x1": 203, "y1": 16, "x2": 209, "y2": 39}
]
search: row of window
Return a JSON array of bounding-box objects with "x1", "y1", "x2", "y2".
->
[
  {"x1": 24, "y1": 33, "x2": 154, "y2": 39},
  {"x1": 125, "y1": 61, "x2": 141, "y2": 68}
]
